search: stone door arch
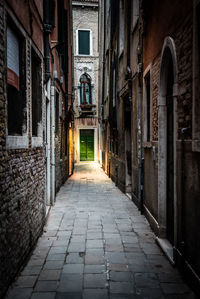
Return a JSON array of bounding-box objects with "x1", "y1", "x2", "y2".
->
[{"x1": 158, "y1": 37, "x2": 178, "y2": 249}]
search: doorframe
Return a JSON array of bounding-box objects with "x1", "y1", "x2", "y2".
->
[
  {"x1": 157, "y1": 37, "x2": 178, "y2": 250},
  {"x1": 76, "y1": 126, "x2": 98, "y2": 162},
  {"x1": 124, "y1": 105, "x2": 132, "y2": 193}
]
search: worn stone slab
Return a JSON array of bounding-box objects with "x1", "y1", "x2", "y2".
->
[
  {"x1": 109, "y1": 271, "x2": 133, "y2": 282},
  {"x1": 38, "y1": 270, "x2": 61, "y2": 281},
  {"x1": 65, "y1": 252, "x2": 84, "y2": 264},
  {"x1": 62, "y1": 264, "x2": 84, "y2": 274},
  {"x1": 68, "y1": 243, "x2": 85, "y2": 252},
  {"x1": 48, "y1": 247, "x2": 68, "y2": 254},
  {"x1": 21, "y1": 266, "x2": 42, "y2": 276},
  {"x1": 105, "y1": 252, "x2": 127, "y2": 264},
  {"x1": 31, "y1": 292, "x2": 56, "y2": 299},
  {"x1": 6, "y1": 288, "x2": 33, "y2": 299},
  {"x1": 58, "y1": 274, "x2": 83, "y2": 292},
  {"x1": 56, "y1": 293, "x2": 82, "y2": 299},
  {"x1": 86, "y1": 239, "x2": 104, "y2": 248},
  {"x1": 14, "y1": 276, "x2": 37, "y2": 288},
  {"x1": 84, "y1": 264, "x2": 106, "y2": 274},
  {"x1": 83, "y1": 289, "x2": 108, "y2": 299},
  {"x1": 110, "y1": 282, "x2": 134, "y2": 294},
  {"x1": 105, "y1": 244, "x2": 124, "y2": 252},
  {"x1": 160, "y1": 283, "x2": 190, "y2": 294},
  {"x1": 84, "y1": 273, "x2": 107, "y2": 288},
  {"x1": 135, "y1": 273, "x2": 160, "y2": 288},
  {"x1": 108, "y1": 263, "x2": 129, "y2": 272},
  {"x1": 34, "y1": 281, "x2": 58, "y2": 292},
  {"x1": 135, "y1": 287, "x2": 164, "y2": 298},
  {"x1": 85, "y1": 254, "x2": 105, "y2": 265},
  {"x1": 46, "y1": 254, "x2": 66, "y2": 261},
  {"x1": 43, "y1": 261, "x2": 64, "y2": 270}
]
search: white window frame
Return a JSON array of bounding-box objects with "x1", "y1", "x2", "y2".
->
[
  {"x1": 76, "y1": 29, "x2": 93, "y2": 56},
  {"x1": 31, "y1": 42, "x2": 43, "y2": 148}
]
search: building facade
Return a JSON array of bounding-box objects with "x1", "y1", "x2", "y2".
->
[
  {"x1": 0, "y1": 0, "x2": 73, "y2": 297},
  {"x1": 99, "y1": 0, "x2": 200, "y2": 295},
  {"x1": 72, "y1": 0, "x2": 99, "y2": 163}
]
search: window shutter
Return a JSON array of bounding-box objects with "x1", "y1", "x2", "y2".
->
[
  {"x1": 78, "y1": 31, "x2": 90, "y2": 55},
  {"x1": 7, "y1": 27, "x2": 20, "y2": 90}
]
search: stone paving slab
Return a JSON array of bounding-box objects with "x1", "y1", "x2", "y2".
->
[{"x1": 5, "y1": 163, "x2": 198, "y2": 299}]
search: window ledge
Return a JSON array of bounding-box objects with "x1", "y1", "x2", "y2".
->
[
  {"x1": 80, "y1": 104, "x2": 96, "y2": 109},
  {"x1": 32, "y1": 136, "x2": 43, "y2": 148},
  {"x1": 75, "y1": 55, "x2": 98, "y2": 58},
  {"x1": 6, "y1": 135, "x2": 28, "y2": 150},
  {"x1": 143, "y1": 141, "x2": 152, "y2": 148}
]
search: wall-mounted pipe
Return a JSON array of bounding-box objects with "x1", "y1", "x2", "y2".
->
[
  {"x1": 51, "y1": 70, "x2": 56, "y2": 205},
  {"x1": 180, "y1": 127, "x2": 188, "y2": 256},
  {"x1": 137, "y1": 0, "x2": 144, "y2": 212},
  {"x1": 43, "y1": 0, "x2": 51, "y2": 83}
]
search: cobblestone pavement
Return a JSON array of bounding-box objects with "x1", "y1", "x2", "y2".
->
[{"x1": 6, "y1": 163, "x2": 197, "y2": 299}]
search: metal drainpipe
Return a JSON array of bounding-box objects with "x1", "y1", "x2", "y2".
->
[
  {"x1": 43, "y1": 0, "x2": 51, "y2": 83},
  {"x1": 180, "y1": 127, "x2": 188, "y2": 257},
  {"x1": 137, "y1": 0, "x2": 144, "y2": 212},
  {"x1": 137, "y1": 68, "x2": 143, "y2": 212},
  {"x1": 51, "y1": 61, "x2": 56, "y2": 205}
]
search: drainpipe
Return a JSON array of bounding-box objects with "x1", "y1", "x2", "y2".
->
[
  {"x1": 49, "y1": 48, "x2": 56, "y2": 205},
  {"x1": 43, "y1": 0, "x2": 51, "y2": 83},
  {"x1": 180, "y1": 127, "x2": 188, "y2": 257},
  {"x1": 137, "y1": 66, "x2": 143, "y2": 212},
  {"x1": 51, "y1": 73, "x2": 56, "y2": 205},
  {"x1": 137, "y1": 2, "x2": 144, "y2": 212}
]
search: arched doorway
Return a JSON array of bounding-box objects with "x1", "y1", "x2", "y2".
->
[
  {"x1": 166, "y1": 54, "x2": 174, "y2": 244},
  {"x1": 157, "y1": 37, "x2": 178, "y2": 256}
]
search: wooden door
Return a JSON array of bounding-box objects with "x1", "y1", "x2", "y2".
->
[{"x1": 80, "y1": 130, "x2": 94, "y2": 161}]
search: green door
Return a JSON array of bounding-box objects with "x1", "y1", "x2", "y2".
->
[{"x1": 80, "y1": 130, "x2": 94, "y2": 161}]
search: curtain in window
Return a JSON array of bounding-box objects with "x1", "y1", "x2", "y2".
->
[
  {"x1": 7, "y1": 27, "x2": 20, "y2": 90},
  {"x1": 80, "y1": 74, "x2": 92, "y2": 104}
]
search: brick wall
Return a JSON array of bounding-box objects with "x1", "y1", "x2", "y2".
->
[
  {"x1": 0, "y1": 1, "x2": 46, "y2": 297},
  {"x1": 176, "y1": 14, "x2": 193, "y2": 139},
  {"x1": 151, "y1": 56, "x2": 160, "y2": 141},
  {"x1": 147, "y1": 14, "x2": 193, "y2": 143}
]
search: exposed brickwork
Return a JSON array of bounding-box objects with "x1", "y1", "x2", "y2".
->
[
  {"x1": 151, "y1": 56, "x2": 160, "y2": 141},
  {"x1": 0, "y1": 0, "x2": 6, "y2": 150},
  {"x1": 55, "y1": 121, "x2": 68, "y2": 192},
  {"x1": 0, "y1": 2, "x2": 46, "y2": 297},
  {"x1": 175, "y1": 14, "x2": 193, "y2": 139},
  {"x1": 150, "y1": 14, "x2": 193, "y2": 142}
]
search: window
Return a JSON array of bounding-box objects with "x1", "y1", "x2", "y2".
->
[
  {"x1": 119, "y1": 0, "x2": 125, "y2": 55},
  {"x1": 78, "y1": 30, "x2": 90, "y2": 55},
  {"x1": 132, "y1": 0, "x2": 139, "y2": 32},
  {"x1": 144, "y1": 71, "x2": 151, "y2": 142},
  {"x1": 80, "y1": 73, "x2": 92, "y2": 104},
  {"x1": 31, "y1": 48, "x2": 42, "y2": 137},
  {"x1": 7, "y1": 25, "x2": 27, "y2": 136}
]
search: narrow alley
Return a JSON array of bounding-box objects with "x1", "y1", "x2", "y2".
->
[{"x1": 6, "y1": 164, "x2": 196, "y2": 299}]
